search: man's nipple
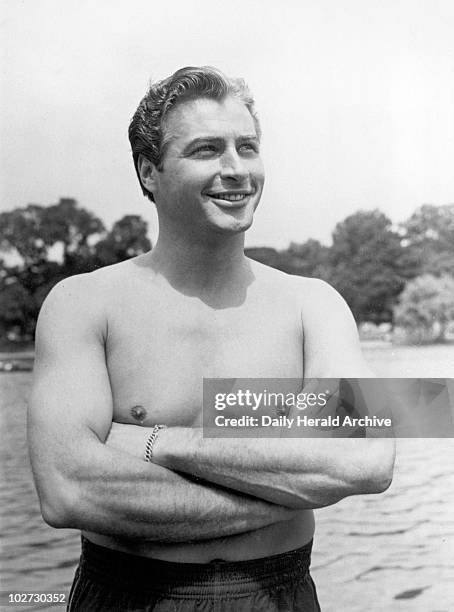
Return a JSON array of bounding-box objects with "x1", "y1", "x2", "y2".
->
[{"x1": 130, "y1": 405, "x2": 147, "y2": 424}]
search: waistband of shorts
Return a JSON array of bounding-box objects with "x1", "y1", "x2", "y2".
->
[{"x1": 79, "y1": 536, "x2": 313, "y2": 597}]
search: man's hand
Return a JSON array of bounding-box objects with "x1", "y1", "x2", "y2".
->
[
  {"x1": 150, "y1": 426, "x2": 394, "y2": 509},
  {"x1": 106, "y1": 422, "x2": 150, "y2": 459}
]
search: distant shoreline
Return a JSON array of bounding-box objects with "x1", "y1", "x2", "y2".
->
[
  {"x1": 0, "y1": 340, "x2": 392, "y2": 362},
  {"x1": 0, "y1": 345, "x2": 34, "y2": 372},
  {"x1": 1, "y1": 339, "x2": 453, "y2": 376}
]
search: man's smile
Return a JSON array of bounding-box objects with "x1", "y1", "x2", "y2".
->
[{"x1": 205, "y1": 191, "x2": 255, "y2": 205}]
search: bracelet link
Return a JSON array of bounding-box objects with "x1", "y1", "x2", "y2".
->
[{"x1": 144, "y1": 425, "x2": 166, "y2": 462}]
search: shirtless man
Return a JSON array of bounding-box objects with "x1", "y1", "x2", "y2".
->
[{"x1": 28, "y1": 66, "x2": 395, "y2": 611}]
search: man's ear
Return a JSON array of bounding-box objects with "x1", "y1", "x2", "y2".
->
[{"x1": 137, "y1": 154, "x2": 159, "y2": 194}]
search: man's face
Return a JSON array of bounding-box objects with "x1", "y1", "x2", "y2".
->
[{"x1": 151, "y1": 95, "x2": 265, "y2": 237}]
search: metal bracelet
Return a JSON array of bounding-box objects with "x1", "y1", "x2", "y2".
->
[{"x1": 144, "y1": 424, "x2": 167, "y2": 462}]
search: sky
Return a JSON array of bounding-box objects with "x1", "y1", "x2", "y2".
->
[{"x1": 1, "y1": 0, "x2": 453, "y2": 248}]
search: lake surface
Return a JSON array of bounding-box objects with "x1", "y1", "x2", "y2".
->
[{"x1": 0, "y1": 343, "x2": 453, "y2": 611}]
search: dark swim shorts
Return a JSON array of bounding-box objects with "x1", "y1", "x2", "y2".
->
[{"x1": 67, "y1": 536, "x2": 321, "y2": 611}]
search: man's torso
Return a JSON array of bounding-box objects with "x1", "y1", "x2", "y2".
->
[{"x1": 84, "y1": 256, "x2": 315, "y2": 561}]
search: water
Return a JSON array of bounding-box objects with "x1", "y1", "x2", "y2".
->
[
  {"x1": 1, "y1": 344, "x2": 453, "y2": 611},
  {"x1": 313, "y1": 439, "x2": 454, "y2": 611}
]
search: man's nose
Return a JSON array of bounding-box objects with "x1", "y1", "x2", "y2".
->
[{"x1": 219, "y1": 149, "x2": 248, "y2": 181}]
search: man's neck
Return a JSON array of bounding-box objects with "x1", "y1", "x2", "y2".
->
[{"x1": 145, "y1": 225, "x2": 252, "y2": 301}]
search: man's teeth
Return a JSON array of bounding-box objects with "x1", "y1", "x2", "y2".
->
[{"x1": 209, "y1": 193, "x2": 248, "y2": 201}]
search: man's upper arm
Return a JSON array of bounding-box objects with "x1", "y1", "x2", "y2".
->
[
  {"x1": 301, "y1": 278, "x2": 373, "y2": 378},
  {"x1": 28, "y1": 274, "x2": 113, "y2": 510},
  {"x1": 300, "y1": 277, "x2": 395, "y2": 456}
]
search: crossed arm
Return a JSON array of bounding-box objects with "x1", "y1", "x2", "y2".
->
[
  {"x1": 107, "y1": 424, "x2": 394, "y2": 511},
  {"x1": 106, "y1": 280, "x2": 395, "y2": 510},
  {"x1": 28, "y1": 276, "x2": 394, "y2": 542},
  {"x1": 28, "y1": 276, "x2": 296, "y2": 542}
]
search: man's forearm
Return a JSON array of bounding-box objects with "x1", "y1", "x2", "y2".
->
[
  {"x1": 151, "y1": 428, "x2": 395, "y2": 509},
  {"x1": 33, "y1": 430, "x2": 295, "y2": 542}
]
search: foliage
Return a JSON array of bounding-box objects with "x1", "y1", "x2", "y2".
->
[
  {"x1": 246, "y1": 240, "x2": 330, "y2": 278},
  {"x1": 0, "y1": 204, "x2": 49, "y2": 265},
  {"x1": 284, "y1": 240, "x2": 331, "y2": 277},
  {"x1": 0, "y1": 198, "x2": 105, "y2": 269},
  {"x1": 401, "y1": 204, "x2": 454, "y2": 276},
  {"x1": 0, "y1": 199, "x2": 152, "y2": 339},
  {"x1": 393, "y1": 274, "x2": 454, "y2": 343},
  {"x1": 0, "y1": 260, "x2": 67, "y2": 339},
  {"x1": 326, "y1": 210, "x2": 415, "y2": 324},
  {"x1": 94, "y1": 215, "x2": 151, "y2": 266},
  {"x1": 0, "y1": 267, "x2": 35, "y2": 338}
]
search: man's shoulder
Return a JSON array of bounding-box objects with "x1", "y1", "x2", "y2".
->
[
  {"x1": 247, "y1": 261, "x2": 355, "y2": 329},
  {"x1": 47, "y1": 259, "x2": 139, "y2": 300},
  {"x1": 248, "y1": 259, "x2": 340, "y2": 302},
  {"x1": 38, "y1": 259, "x2": 141, "y2": 332}
]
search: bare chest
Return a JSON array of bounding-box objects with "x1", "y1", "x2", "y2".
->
[{"x1": 106, "y1": 290, "x2": 303, "y2": 426}]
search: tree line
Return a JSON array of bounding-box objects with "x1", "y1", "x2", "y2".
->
[
  {"x1": 0, "y1": 198, "x2": 151, "y2": 341},
  {"x1": 1, "y1": 198, "x2": 453, "y2": 343}
]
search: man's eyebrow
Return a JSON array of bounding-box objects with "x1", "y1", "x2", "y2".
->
[
  {"x1": 237, "y1": 134, "x2": 260, "y2": 142},
  {"x1": 185, "y1": 135, "x2": 259, "y2": 148},
  {"x1": 183, "y1": 137, "x2": 223, "y2": 150}
]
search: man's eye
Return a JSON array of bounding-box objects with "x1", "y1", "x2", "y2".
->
[
  {"x1": 192, "y1": 145, "x2": 218, "y2": 155},
  {"x1": 239, "y1": 143, "x2": 259, "y2": 154}
]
